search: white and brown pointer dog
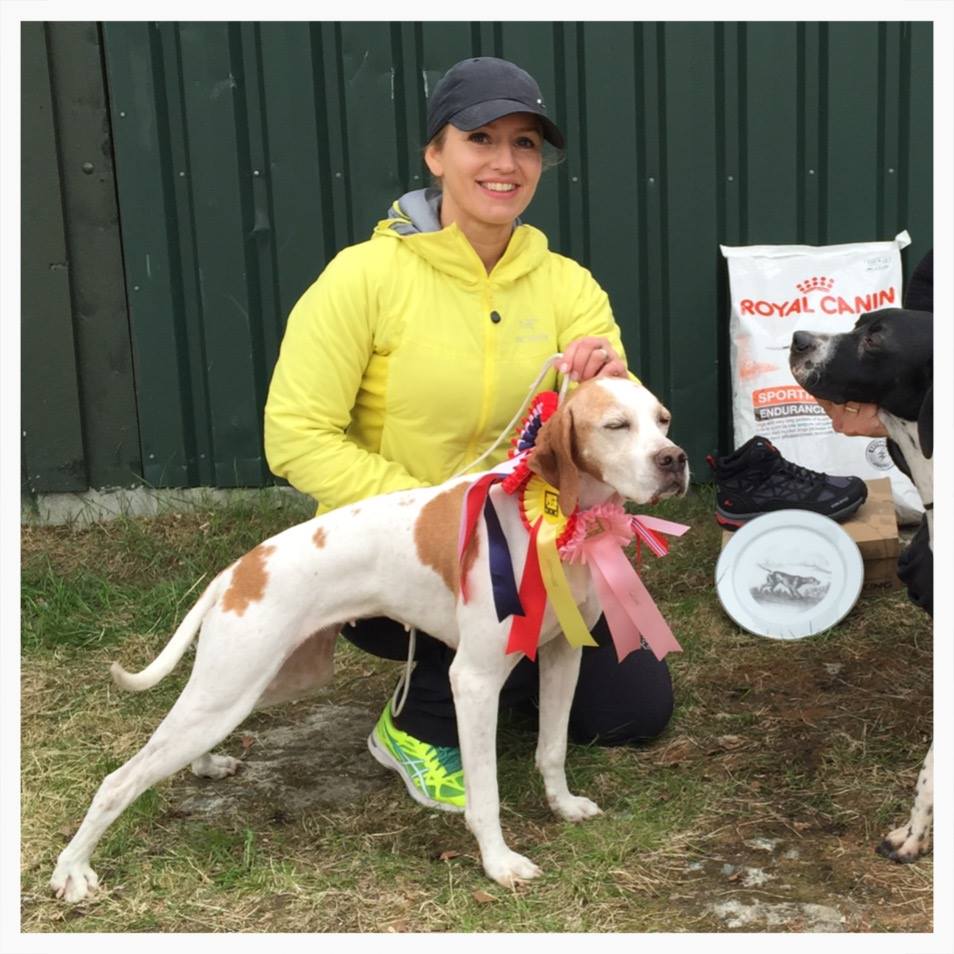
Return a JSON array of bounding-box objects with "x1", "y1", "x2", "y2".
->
[
  {"x1": 790, "y1": 307, "x2": 933, "y2": 863},
  {"x1": 51, "y1": 376, "x2": 689, "y2": 902}
]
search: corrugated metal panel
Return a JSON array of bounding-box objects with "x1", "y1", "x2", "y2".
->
[
  {"x1": 22, "y1": 22, "x2": 140, "y2": 495},
  {"x1": 21, "y1": 22, "x2": 87, "y2": 494},
  {"x1": 99, "y1": 20, "x2": 932, "y2": 488}
]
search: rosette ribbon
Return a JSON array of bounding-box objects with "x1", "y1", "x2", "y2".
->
[
  {"x1": 507, "y1": 475, "x2": 597, "y2": 660},
  {"x1": 560, "y1": 505, "x2": 689, "y2": 663}
]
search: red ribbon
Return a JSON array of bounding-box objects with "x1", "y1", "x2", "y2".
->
[{"x1": 506, "y1": 518, "x2": 546, "y2": 660}]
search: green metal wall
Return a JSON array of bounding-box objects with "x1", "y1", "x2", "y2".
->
[
  {"x1": 22, "y1": 22, "x2": 140, "y2": 494},
  {"x1": 25, "y1": 21, "x2": 933, "y2": 492}
]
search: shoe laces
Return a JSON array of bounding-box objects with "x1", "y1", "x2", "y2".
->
[
  {"x1": 430, "y1": 745, "x2": 462, "y2": 775},
  {"x1": 773, "y1": 456, "x2": 825, "y2": 485}
]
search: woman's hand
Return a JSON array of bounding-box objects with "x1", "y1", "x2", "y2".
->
[
  {"x1": 559, "y1": 337, "x2": 627, "y2": 382},
  {"x1": 817, "y1": 399, "x2": 888, "y2": 437}
]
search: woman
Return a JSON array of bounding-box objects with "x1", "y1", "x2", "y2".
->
[
  {"x1": 817, "y1": 248, "x2": 933, "y2": 615},
  {"x1": 264, "y1": 57, "x2": 673, "y2": 812}
]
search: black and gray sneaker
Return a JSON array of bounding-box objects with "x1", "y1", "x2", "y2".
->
[{"x1": 707, "y1": 436, "x2": 868, "y2": 530}]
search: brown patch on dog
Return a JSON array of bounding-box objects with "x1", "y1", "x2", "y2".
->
[
  {"x1": 313, "y1": 526, "x2": 327, "y2": 548},
  {"x1": 531, "y1": 379, "x2": 626, "y2": 514},
  {"x1": 561, "y1": 380, "x2": 629, "y2": 485},
  {"x1": 530, "y1": 404, "x2": 581, "y2": 514},
  {"x1": 221, "y1": 544, "x2": 276, "y2": 617},
  {"x1": 414, "y1": 483, "x2": 478, "y2": 595}
]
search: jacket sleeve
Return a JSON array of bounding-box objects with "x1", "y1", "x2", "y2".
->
[
  {"x1": 554, "y1": 258, "x2": 638, "y2": 380},
  {"x1": 264, "y1": 250, "x2": 428, "y2": 510}
]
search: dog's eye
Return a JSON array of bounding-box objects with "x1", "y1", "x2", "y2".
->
[
  {"x1": 658, "y1": 415, "x2": 671, "y2": 426},
  {"x1": 863, "y1": 332, "x2": 882, "y2": 349},
  {"x1": 604, "y1": 420, "x2": 630, "y2": 431}
]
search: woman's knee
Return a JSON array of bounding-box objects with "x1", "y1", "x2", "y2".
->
[
  {"x1": 569, "y1": 690, "x2": 673, "y2": 746},
  {"x1": 568, "y1": 646, "x2": 674, "y2": 746}
]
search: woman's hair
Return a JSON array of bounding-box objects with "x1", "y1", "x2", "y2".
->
[{"x1": 421, "y1": 120, "x2": 566, "y2": 187}]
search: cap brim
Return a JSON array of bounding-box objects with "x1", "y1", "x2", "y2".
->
[{"x1": 450, "y1": 99, "x2": 565, "y2": 149}]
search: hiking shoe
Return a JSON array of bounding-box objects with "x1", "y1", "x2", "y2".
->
[
  {"x1": 368, "y1": 703, "x2": 466, "y2": 812},
  {"x1": 707, "y1": 436, "x2": 868, "y2": 530}
]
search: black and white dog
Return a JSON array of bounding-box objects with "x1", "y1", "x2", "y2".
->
[{"x1": 789, "y1": 307, "x2": 933, "y2": 863}]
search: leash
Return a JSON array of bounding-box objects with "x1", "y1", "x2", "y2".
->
[
  {"x1": 392, "y1": 354, "x2": 570, "y2": 718},
  {"x1": 449, "y1": 353, "x2": 569, "y2": 479},
  {"x1": 389, "y1": 626, "x2": 416, "y2": 717}
]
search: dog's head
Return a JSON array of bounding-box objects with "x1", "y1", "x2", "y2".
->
[
  {"x1": 528, "y1": 377, "x2": 690, "y2": 515},
  {"x1": 789, "y1": 307, "x2": 933, "y2": 457}
]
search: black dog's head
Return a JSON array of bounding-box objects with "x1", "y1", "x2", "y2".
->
[{"x1": 789, "y1": 307, "x2": 933, "y2": 456}]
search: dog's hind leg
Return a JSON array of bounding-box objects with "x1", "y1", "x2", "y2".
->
[
  {"x1": 190, "y1": 752, "x2": 242, "y2": 779},
  {"x1": 186, "y1": 627, "x2": 339, "y2": 779},
  {"x1": 535, "y1": 636, "x2": 602, "y2": 821},
  {"x1": 51, "y1": 642, "x2": 291, "y2": 903},
  {"x1": 876, "y1": 742, "x2": 933, "y2": 863}
]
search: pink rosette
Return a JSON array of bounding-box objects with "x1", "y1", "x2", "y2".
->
[
  {"x1": 559, "y1": 501, "x2": 685, "y2": 663},
  {"x1": 559, "y1": 502, "x2": 633, "y2": 562}
]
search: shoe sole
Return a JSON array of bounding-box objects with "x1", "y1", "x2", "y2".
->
[
  {"x1": 716, "y1": 496, "x2": 866, "y2": 531},
  {"x1": 367, "y1": 731, "x2": 465, "y2": 814}
]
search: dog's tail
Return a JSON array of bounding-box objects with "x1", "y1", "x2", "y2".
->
[{"x1": 110, "y1": 573, "x2": 224, "y2": 692}]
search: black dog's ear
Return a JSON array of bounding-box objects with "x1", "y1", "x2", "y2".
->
[{"x1": 918, "y1": 383, "x2": 933, "y2": 460}]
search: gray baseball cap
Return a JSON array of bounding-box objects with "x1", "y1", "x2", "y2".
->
[{"x1": 426, "y1": 57, "x2": 565, "y2": 149}]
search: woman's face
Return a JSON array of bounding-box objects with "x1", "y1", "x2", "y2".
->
[{"x1": 425, "y1": 113, "x2": 544, "y2": 234}]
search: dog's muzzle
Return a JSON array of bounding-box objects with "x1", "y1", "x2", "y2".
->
[
  {"x1": 655, "y1": 445, "x2": 687, "y2": 475},
  {"x1": 653, "y1": 444, "x2": 689, "y2": 497},
  {"x1": 791, "y1": 330, "x2": 819, "y2": 355},
  {"x1": 788, "y1": 330, "x2": 828, "y2": 387}
]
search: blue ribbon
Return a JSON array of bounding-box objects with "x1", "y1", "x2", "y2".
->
[{"x1": 483, "y1": 496, "x2": 524, "y2": 622}]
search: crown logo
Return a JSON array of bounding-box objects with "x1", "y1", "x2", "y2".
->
[{"x1": 796, "y1": 276, "x2": 835, "y2": 294}]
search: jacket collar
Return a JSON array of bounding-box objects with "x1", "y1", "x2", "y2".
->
[{"x1": 373, "y1": 188, "x2": 548, "y2": 286}]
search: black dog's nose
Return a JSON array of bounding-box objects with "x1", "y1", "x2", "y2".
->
[
  {"x1": 655, "y1": 446, "x2": 687, "y2": 473},
  {"x1": 791, "y1": 331, "x2": 817, "y2": 353}
]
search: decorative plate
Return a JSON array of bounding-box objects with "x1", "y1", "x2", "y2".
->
[{"x1": 715, "y1": 509, "x2": 864, "y2": 639}]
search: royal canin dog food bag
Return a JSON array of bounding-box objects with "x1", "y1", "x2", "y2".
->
[{"x1": 720, "y1": 231, "x2": 922, "y2": 521}]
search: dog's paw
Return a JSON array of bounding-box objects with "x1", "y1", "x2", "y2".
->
[
  {"x1": 875, "y1": 823, "x2": 932, "y2": 864},
  {"x1": 190, "y1": 753, "x2": 241, "y2": 779},
  {"x1": 549, "y1": 793, "x2": 602, "y2": 822},
  {"x1": 483, "y1": 849, "x2": 542, "y2": 887},
  {"x1": 50, "y1": 860, "x2": 99, "y2": 903}
]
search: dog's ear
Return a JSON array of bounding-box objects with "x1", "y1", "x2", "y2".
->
[
  {"x1": 918, "y1": 382, "x2": 933, "y2": 460},
  {"x1": 529, "y1": 404, "x2": 580, "y2": 516}
]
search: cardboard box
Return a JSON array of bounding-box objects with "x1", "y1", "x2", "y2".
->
[{"x1": 721, "y1": 478, "x2": 900, "y2": 587}]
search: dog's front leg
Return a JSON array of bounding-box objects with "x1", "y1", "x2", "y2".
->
[
  {"x1": 876, "y1": 742, "x2": 934, "y2": 862},
  {"x1": 536, "y1": 636, "x2": 602, "y2": 821},
  {"x1": 449, "y1": 641, "x2": 540, "y2": 887}
]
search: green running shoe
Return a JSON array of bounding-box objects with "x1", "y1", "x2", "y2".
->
[{"x1": 368, "y1": 703, "x2": 466, "y2": 812}]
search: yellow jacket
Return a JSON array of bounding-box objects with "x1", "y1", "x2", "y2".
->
[{"x1": 264, "y1": 190, "x2": 628, "y2": 513}]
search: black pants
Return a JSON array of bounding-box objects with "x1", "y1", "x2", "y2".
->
[
  {"x1": 897, "y1": 515, "x2": 933, "y2": 617},
  {"x1": 343, "y1": 615, "x2": 674, "y2": 748}
]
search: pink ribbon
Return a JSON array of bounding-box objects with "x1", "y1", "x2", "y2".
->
[{"x1": 560, "y1": 504, "x2": 689, "y2": 662}]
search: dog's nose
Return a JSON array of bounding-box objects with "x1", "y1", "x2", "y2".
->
[
  {"x1": 655, "y1": 446, "x2": 687, "y2": 473},
  {"x1": 791, "y1": 331, "x2": 817, "y2": 353}
]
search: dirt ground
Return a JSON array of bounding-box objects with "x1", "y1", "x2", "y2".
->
[{"x1": 154, "y1": 636, "x2": 932, "y2": 933}]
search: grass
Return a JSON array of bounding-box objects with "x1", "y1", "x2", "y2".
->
[{"x1": 20, "y1": 486, "x2": 933, "y2": 932}]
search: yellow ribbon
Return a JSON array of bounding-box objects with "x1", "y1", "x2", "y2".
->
[{"x1": 523, "y1": 477, "x2": 598, "y2": 649}]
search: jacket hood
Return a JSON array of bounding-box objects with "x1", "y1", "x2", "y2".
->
[{"x1": 372, "y1": 188, "x2": 548, "y2": 287}]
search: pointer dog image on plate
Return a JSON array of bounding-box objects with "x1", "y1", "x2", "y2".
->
[{"x1": 789, "y1": 306, "x2": 933, "y2": 863}]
